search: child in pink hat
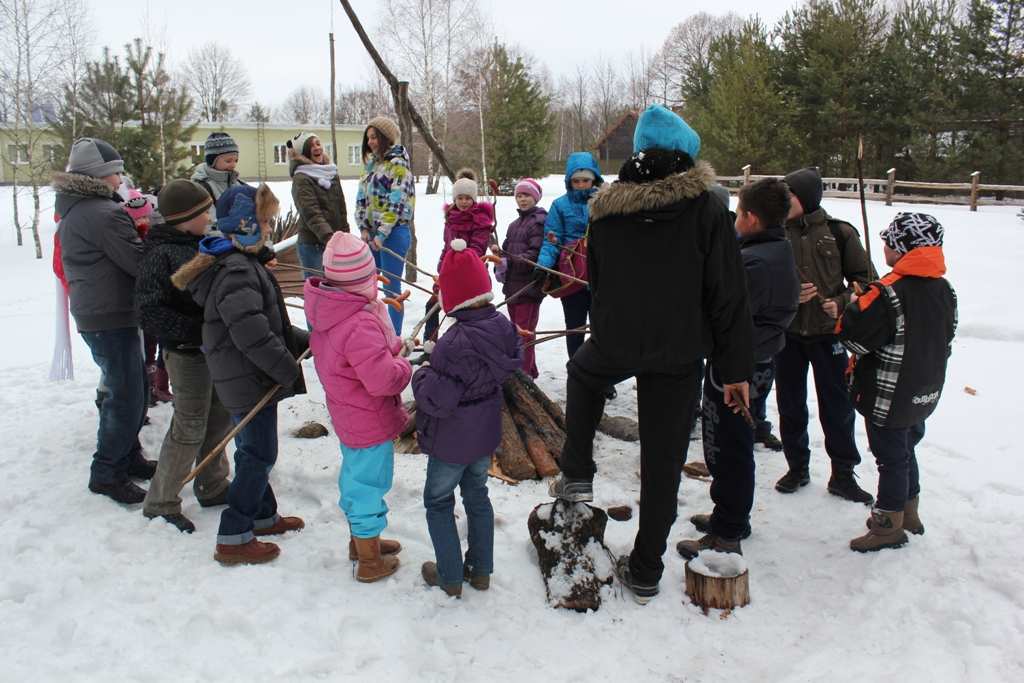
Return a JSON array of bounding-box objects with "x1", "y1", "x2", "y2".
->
[{"x1": 304, "y1": 231, "x2": 412, "y2": 583}]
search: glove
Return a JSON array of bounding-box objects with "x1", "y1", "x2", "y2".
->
[
  {"x1": 401, "y1": 337, "x2": 417, "y2": 357},
  {"x1": 422, "y1": 340, "x2": 435, "y2": 355},
  {"x1": 531, "y1": 266, "x2": 549, "y2": 284},
  {"x1": 494, "y1": 257, "x2": 508, "y2": 283}
]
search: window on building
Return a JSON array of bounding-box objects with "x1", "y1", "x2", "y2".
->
[
  {"x1": 348, "y1": 144, "x2": 362, "y2": 166},
  {"x1": 7, "y1": 144, "x2": 29, "y2": 165},
  {"x1": 190, "y1": 144, "x2": 204, "y2": 165},
  {"x1": 42, "y1": 144, "x2": 64, "y2": 165},
  {"x1": 273, "y1": 144, "x2": 289, "y2": 165}
]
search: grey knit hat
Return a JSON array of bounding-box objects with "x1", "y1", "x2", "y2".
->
[
  {"x1": 204, "y1": 132, "x2": 239, "y2": 166},
  {"x1": 67, "y1": 138, "x2": 124, "y2": 178}
]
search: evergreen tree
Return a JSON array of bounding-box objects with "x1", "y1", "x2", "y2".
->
[{"x1": 484, "y1": 44, "x2": 553, "y2": 180}]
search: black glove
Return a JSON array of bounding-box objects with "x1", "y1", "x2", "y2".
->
[{"x1": 531, "y1": 266, "x2": 549, "y2": 285}]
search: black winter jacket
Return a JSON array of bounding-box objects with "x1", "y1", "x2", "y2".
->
[
  {"x1": 136, "y1": 223, "x2": 205, "y2": 349},
  {"x1": 172, "y1": 245, "x2": 306, "y2": 414},
  {"x1": 740, "y1": 226, "x2": 800, "y2": 361},
  {"x1": 837, "y1": 246, "x2": 957, "y2": 429},
  {"x1": 54, "y1": 172, "x2": 142, "y2": 332},
  {"x1": 586, "y1": 161, "x2": 753, "y2": 383}
]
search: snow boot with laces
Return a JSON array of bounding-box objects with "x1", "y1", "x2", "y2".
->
[
  {"x1": 756, "y1": 432, "x2": 784, "y2": 451},
  {"x1": 676, "y1": 533, "x2": 743, "y2": 560},
  {"x1": 614, "y1": 555, "x2": 659, "y2": 605},
  {"x1": 549, "y1": 475, "x2": 594, "y2": 503},
  {"x1": 775, "y1": 468, "x2": 810, "y2": 493},
  {"x1": 850, "y1": 509, "x2": 907, "y2": 552},
  {"x1": 827, "y1": 471, "x2": 874, "y2": 505},
  {"x1": 690, "y1": 513, "x2": 751, "y2": 540}
]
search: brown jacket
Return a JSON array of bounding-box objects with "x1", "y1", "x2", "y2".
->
[
  {"x1": 290, "y1": 155, "x2": 349, "y2": 245},
  {"x1": 785, "y1": 208, "x2": 874, "y2": 338}
]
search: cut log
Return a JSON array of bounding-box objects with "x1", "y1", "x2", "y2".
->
[
  {"x1": 506, "y1": 400, "x2": 560, "y2": 477},
  {"x1": 606, "y1": 505, "x2": 633, "y2": 521},
  {"x1": 487, "y1": 455, "x2": 518, "y2": 485},
  {"x1": 292, "y1": 421, "x2": 329, "y2": 439},
  {"x1": 598, "y1": 415, "x2": 639, "y2": 442},
  {"x1": 495, "y1": 399, "x2": 537, "y2": 481},
  {"x1": 528, "y1": 500, "x2": 614, "y2": 612},
  {"x1": 684, "y1": 554, "x2": 750, "y2": 614},
  {"x1": 512, "y1": 370, "x2": 566, "y2": 430},
  {"x1": 503, "y1": 374, "x2": 565, "y2": 457}
]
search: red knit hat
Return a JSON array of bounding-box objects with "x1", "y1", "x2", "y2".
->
[{"x1": 438, "y1": 238, "x2": 493, "y2": 313}]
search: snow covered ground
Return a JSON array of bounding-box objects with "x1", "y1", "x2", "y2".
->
[{"x1": 1, "y1": 177, "x2": 1022, "y2": 682}]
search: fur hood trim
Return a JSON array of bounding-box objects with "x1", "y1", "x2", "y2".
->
[
  {"x1": 51, "y1": 171, "x2": 116, "y2": 199},
  {"x1": 588, "y1": 161, "x2": 716, "y2": 222},
  {"x1": 171, "y1": 253, "x2": 216, "y2": 290}
]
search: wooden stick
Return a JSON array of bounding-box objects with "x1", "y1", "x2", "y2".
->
[
  {"x1": 379, "y1": 245, "x2": 437, "y2": 280},
  {"x1": 408, "y1": 299, "x2": 442, "y2": 345},
  {"x1": 182, "y1": 348, "x2": 312, "y2": 486},
  {"x1": 856, "y1": 135, "x2": 874, "y2": 274},
  {"x1": 377, "y1": 267, "x2": 435, "y2": 296},
  {"x1": 495, "y1": 280, "x2": 542, "y2": 310},
  {"x1": 524, "y1": 327, "x2": 589, "y2": 348},
  {"x1": 504, "y1": 252, "x2": 588, "y2": 287}
]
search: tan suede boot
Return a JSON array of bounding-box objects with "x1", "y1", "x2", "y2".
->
[
  {"x1": 348, "y1": 536, "x2": 402, "y2": 561},
  {"x1": 353, "y1": 536, "x2": 400, "y2": 582},
  {"x1": 902, "y1": 497, "x2": 924, "y2": 535},
  {"x1": 850, "y1": 509, "x2": 908, "y2": 552}
]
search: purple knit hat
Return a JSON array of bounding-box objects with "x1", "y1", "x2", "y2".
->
[
  {"x1": 323, "y1": 232, "x2": 378, "y2": 300},
  {"x1": 514, "y1": 178, "x2": 542, "y2": 203}
]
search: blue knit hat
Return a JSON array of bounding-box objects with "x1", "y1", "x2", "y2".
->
[
  {"x1": 633, "y1": 104, "x2": 700, "y2": 159},
  {"x1": 215, "y1": 185, "x2": 262, "y2": 247}
]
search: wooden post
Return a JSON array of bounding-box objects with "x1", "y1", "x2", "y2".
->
[
  {"x1": 742, "y1": 164, "x2": 751, "y2": 185},
  {"x1": 970, "y1": 171, "x2": 981, "y2": 211},
  {"x1": 886, "y1": 168, "x2": 896, "y2": 206},
  {"x1": 329, "y1": 32, "x2": 338, "y2": 164}
]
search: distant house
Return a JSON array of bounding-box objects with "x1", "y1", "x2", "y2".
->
[{"x1": 593, "y1": 110, "x2": 639, "y2": 174}]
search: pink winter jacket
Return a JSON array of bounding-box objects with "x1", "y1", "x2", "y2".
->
[{"x1": 304, "y1": 277, "x2": 412, "y2": 448}]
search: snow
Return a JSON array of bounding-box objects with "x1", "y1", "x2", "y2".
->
[
  {"x1": 2, "y1": 179, "x2": 1024, "y2": 681},
  {"x1": 689, "y1": 550, "x2": 748, "y2": 579}
]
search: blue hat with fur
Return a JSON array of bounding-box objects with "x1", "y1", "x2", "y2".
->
[
  {"x1": 215, "y1": 185, "x2": 263, "y2": 247},
  {"x1": 633, "y1": 104, "x2": 701, "y2": 159}
]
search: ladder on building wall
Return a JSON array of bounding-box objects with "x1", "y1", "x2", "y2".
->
[{"x1": 256, "y1": 119, "x2": 267, "y2": 181}]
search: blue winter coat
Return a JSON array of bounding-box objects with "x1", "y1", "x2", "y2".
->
[
  {"x1": 538, "y1": 152, "x2": 604, "y2": 269},
  {"x1": 412, "y1": 305, "x2": 522, "y2": 465}
]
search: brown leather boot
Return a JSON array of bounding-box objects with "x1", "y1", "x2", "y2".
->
[
  {"x1": 353, "y1": 536, "x2": 400, "y2": 583},
  {"x1": 253, "y1": 516, "x2": 305, "y2": 536},
  {"x1": 903, "y1": 497, "x2": 924, "y2": 535},
  {"x1": 850, "y1": 509, "x2": 908, "y2": 552},
  {"x1": 348, "y1": 536, "x2": 401, "y2": 561},
  {"x1": 422, "y1": 561, "x2": 462, "y2": 597},
  {"x1": 463, "y1": 565, "x2": 490, "y2": 591},
  {"x1": 676, "y1": 534, "x2": 742, "y2": 560},
  {"x1": 214, "y1": 539, "x2": 280, "y2": 565}
]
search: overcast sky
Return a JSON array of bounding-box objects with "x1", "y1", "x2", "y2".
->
[{"x1": 83, "y1": 0, "x2": 799, "y2": 111}]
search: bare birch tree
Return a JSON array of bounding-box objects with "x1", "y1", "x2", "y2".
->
[{"x1": 180, "y1": 43, "x2": 251, "y2": 121}]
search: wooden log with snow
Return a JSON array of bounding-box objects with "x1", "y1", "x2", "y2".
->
[
  {"x1": 684, "y1": 551, "x2": 751, "y2": 613},
  {"x1": 528, "y1": 500, "x2": 614, "y2": 612}
]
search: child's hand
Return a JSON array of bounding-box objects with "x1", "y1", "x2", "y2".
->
[
  {"x1": 546, "y1": 231, "x2": 558, "y2": 244},
  {"x1": 821, "y1": 298, "x2": 839, "y2": 319},
  {"x1": 489, "y1": 244, "x2": 501, "y2": 256},
  {"x1": 361, "y1": 229, "x2": 371, "y2": 243},
  {"x1": 401, "y1": 337, "x2": 417, "y2": 357},
  {"x1": 516, "y1": 326, "x2": 534, "y2": 339}
]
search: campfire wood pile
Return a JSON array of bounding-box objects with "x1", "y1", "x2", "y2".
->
[{"x1": 396, "y1": 370, "x2": 640, "y2": 482}]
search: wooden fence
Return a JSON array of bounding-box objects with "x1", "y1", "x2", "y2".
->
[{"x1": 718, "y1": 165, "x2": 1024, "y2": 211}]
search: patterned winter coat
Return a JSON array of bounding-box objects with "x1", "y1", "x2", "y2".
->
[
  {"x1": 837, "y1": 246, "x2": 957, "y2": 429},
  {"x1": 538, "y1": 152, "x2": 604, "y2": 269},
  {"x1": 355, "y1": 145, "x2": 416, "y2": 244},
  {"x1": 304, "y1": 277, "x2": 412, "y2": 448},
  {"x1": 500, "y1": 206, "x2": 548, "y2": 302},
  {"x1": 135, "y1": 223, "x2": 205, "y2": 349},
  {"x1": 412, "y1": 305, "x2": 522, "y2": 465},
  {"x1": 437, "y1": 201, "x2": 495, "y2": 269}
]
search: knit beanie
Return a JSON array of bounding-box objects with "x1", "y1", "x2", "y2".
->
[
  {"x1": 158, "y1": 179, "x2": 213, "y2": 226},
  {"x1": 123, "y1": 189, "x2": 154, "y2": 224},
  {"x1": 514, "y1": 178, "x2": 542, "y2": 203},
  {"x1": 438, "y1": 238, "x2": 493, "y2": 314},
  {"x1": 204, "y1": 132, "x2": 239, "y2": 167},
  {"x1": 452, "y1": 177, "x2": 478, "y2": 199},
  {"x1": 287, "y1": 131, "x2": 317, "y2": 159},
  {"x1": 633, "y1": 104, "x2": 701, "y2": 159},
  {"x1": 322, "y1": 231, "x2": 378, "y2": 300},
  {"x1": 214, "y1": 185, "x2": 264, "y2": 245},
  {"x1": 880, "y1": 212, "x2": 944, "y2": 254},
  {"x1": 67, "y1": 137, "x2": 124, "y2": 178},
  {"x1": 366, "y1": 116, "x2": 401, "y2": 146},
  {"x1": 784, "y1": 167, "x2": 823, "y2": 214}
]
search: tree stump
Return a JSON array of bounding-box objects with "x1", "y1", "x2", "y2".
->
[
  {"x1": 292, "y1": 421, "x2": 329, "y2": 438},
  {"x1": 684, "y1": 551, "x2": 750, "y2": 614},
  {"x1": 528, "y1": 500, "x2": 614, "y2": 612}
]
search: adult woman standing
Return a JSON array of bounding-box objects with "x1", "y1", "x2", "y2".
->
[
  {"x1": 355, "y1": 116, "x2": 415, "y2": 335},
  {"x1": 288, "y1": 132, "x2": 349, "y2": 277}
]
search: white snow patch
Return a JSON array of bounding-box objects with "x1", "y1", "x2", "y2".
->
[{"x1": 689, "y1": 550, "x2": 748, "y2": 578}]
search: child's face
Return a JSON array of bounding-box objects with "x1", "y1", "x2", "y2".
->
[
  {"x1": 454, "y1": 195, "x2": 475, "y2": 211},
  {"x1": 515, "y1": 192, "x2": 537, "y2": 210},
  {"x1": 734, "y1": 204, "x2": 761, "y2": 237},
  {"x1": 571, "y1": 177, "x2": 594, "y2": 191},
  {"x1": 308, "y1": 137, "x2": 324, "y2": 162},
  {"x1": 179, "y1": 213, "x2": 210, "y2": 236},
  {"x1": 366, "y1": 128, "x2": 380, "y2": 154},
  {"x1": 884, "y1": 244, "x2": 901, "y2": 267},
  {"x1": 213, "y1": 153, "x2": 238, "y2": 172}
]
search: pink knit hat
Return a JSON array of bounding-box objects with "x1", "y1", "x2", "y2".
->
[
  {"x1": 514, "y1": 178, "x2": 542, "y2": 203},
  {"x1": 438, "y1": 238, "x2": 493, "y2": 314},
  {"x1": 323, "y1": 232, "x2": 378, "y2": 300},
  {"x1": 123, "y1": 189, "x2": 154, "y2": 224}
]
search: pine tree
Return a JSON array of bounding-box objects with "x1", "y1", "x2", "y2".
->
[{"x1": 484, "y1": 44, "x2": 553, "y2": 180}]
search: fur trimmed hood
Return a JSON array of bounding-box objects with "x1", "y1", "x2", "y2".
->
[
  {"x1": 588, "y1": 160, "x2": 716, "y2": 222},
  {"x1": 171, "y1": 253, "x2": 217, "y2": 291},
  {"x1": 52, "y1": 171, "x2": 116, "y2": 200}
]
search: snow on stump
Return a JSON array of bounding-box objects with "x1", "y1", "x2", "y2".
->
[
  {"x1": 684, "y1": 550, "x2": 750, "y2": 614},
  {"x1": 528, "y1": 500, "x2": 613, "y2": 612}
]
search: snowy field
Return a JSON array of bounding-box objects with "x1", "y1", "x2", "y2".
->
[{"x1": 0, "y1": 176, "x2": 1022, "y2": 682}]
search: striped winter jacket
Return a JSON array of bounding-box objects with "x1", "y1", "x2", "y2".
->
[{"x1": 836, "y1": 246, "x2": 957, "y2": 428}]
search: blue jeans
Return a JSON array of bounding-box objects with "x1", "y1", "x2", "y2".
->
[
  {"x1": 424, "y1": 455, "x2": 494, "y2": 585},
  {"x1": 339, "y1": 441, "x2": 394, "y2": 538},
  {"x1": 373, "y1": 224, "x2": 411, "y2": 335},
  {"x1": 218, "y1": 403, "x2": 280, "y2": 545},
  {"x1": 80, "y1": 328, "x2": 148, "y2": 485},
  {"x1": 296, "y1": 242, "x2": 324, "y2": 280}
]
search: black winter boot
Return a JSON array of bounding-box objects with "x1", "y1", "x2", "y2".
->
[
  {"x1": 89, "y1": 479, "x2": 146, "y2": 505},
  {"x1": 775, "y1": 468, "x2": 810, "y2": 493},
  {"x1": 756, "y1": 432, "x2": 784, "y2": 451},
  {"x1": 828, "y1": 471, "x2": 874, "y2": 505},
  {"x1": 690, "y1": 513, "x2": 751, "y2": 540},
  {"x1": 126, "y1": 457, "x2": 157, "y2": 480}
]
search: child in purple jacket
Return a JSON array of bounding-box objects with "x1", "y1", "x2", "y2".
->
[
  {"x1": 412, "y1": 238, "x2": 522, "y2": 597},
  {"x1": 493, "y1": 178, "x2": 547, "y2": 378}
]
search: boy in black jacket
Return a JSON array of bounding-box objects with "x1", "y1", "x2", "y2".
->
[
  {"x1": 137, "y1": 180, "x2": 231, "y2": 534},
  {"x1": 678, "y1": 178, "x2": 800, "y2": 558},
  {"x1": 173, "y1": 184, "x2": 307, "y2": 565},
  {"x1": 838, "y1": 213, "x2": 957, "y2": 552}
]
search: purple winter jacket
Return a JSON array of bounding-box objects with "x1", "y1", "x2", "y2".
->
[
  {"x1": 412, "y1": 305, "x2": 523, "y2": 464},
  {"x1": 500, "y1": 206, "x2": 547, "y2": 303}
]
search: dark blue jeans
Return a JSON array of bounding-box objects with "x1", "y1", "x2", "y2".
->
[
  {"x1": 750, "y1": 357, "x2": 777, "y2": 440},
  {"x1": 561, "y1": 288, "x2": 591, "y2": 359},
  {"x1": 373, "y1": 224, "x2": 412, "y2": 335},
  {"x1": 866, "y1": 420, "x2": 925, "y2": 511},
  {"x1": 424, "y1": 455, "x2": 494, "y2": 586},
  {"x1": 218, "y1": 403, "x2": 280, "y2": 545},
  {"x1": 296, "y1": 242, "x2": 324, "y2": 280},
  {"x1": 775, "y1": 335, "x2": 861, "y2": 472},
  {"x1": 81, "y1": 328, "x2": 148, "y2": 485}
]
